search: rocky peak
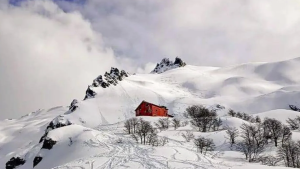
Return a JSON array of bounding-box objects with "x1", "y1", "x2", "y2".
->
[
  {"x1": 85, "y1": 67, "x2": 129, "y2": 100},
  {"x1": 151, "y1": 57, "x2": 186, "y2": 74}
]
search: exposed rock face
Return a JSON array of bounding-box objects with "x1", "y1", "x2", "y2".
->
[
  {"x1": 39, "y1": 115, "x2": 72, "y2": 143},
  {"x1": 151, "y1": 57, "x2": 186, "y2": 74},
  {"x1": 92, "y1": 67, "x2": 128, "y2": 88},
  {"x1": 42, "y1": 138, "x2": 57, "y2": 150},
  {"x1": 69, "y1": 99, "x2": 78, "y2": 112},
  {"x1": 33, "y1": 156, "x2": 42, "y2": 168},
  {"x1": 84, "y1": 86, "x2": 97, "y2": 100},
  {"x1": 92, "y1": 75, "x2": 109, "y2": 88},
  {"x1": 85, "y1": 67, "x2": 129, "y2": 99},
  {"x1": 289, "y1": 105, "x2": 300, "y2": 112},
  {"x1": 6, "y1": 157, "x2": 25, "y2": 169}
]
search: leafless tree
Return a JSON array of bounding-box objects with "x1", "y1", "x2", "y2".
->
[
  {"x1": 263, "y1": 118, "x2": 283, "y2": 147},
  {"x1": 277, "y1": 140, "x2": 300, "y2": 168},
  {"x1": 159, "y1": 137, "x2": 169, "y2": 146},
  {"x1": 227, "y1": 109, "x2": 236, "y2": 117},
  {"x1": 181, "y1": 120, "x2": 189, "y2": 127},
  {"x1": 182, "y1": 131, "x2": 195, "y2": 142},
  {"x1": 237, "y1": 123, "x2": 266, "y2": 162},
  {"x1": 155, "y1": 118, "x2": 170, "y2": 131},
  {"x1": 124, "y1": 117, "x2": 139, "y2": 134},
  {"x1": 124, "y1": 119, "x2": 132, "y2": 134},
  {"x1": 258, "y1": 156, "x2": 281, "y2": 166},
  {"x1": 172, "y1": 118, "x2": 181, "y2": 130},
  {"x1": 225, "y1": 126, "x2": 239, "y2": 147},
  {"x1": 186, "y1": 105, "x2": 217, "y2": 132},
  {"x1": 287, "y1": 116, "x2": 300, "y2": 130},
  {"x1": 135, "y1": 119, "x2": 154, "y2": 145},
  {"x1": 212, "y1": 118, "x2": 222, "y2": 131},
  {"x1": 255, "y1": 116, "x2": 262, "y2": 123},
  {"x1": 282, "y1": 125, "x2": 292, "y2": 146},
  {"x1": 194, "y1": 136, "x2": 215, "y2": 155}
]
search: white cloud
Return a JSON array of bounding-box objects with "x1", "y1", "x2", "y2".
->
[
  {"x1": 57, "y1": 0, "x2": 300, "y2": 66},
  {"x1": 0, "y1": 0, "x2": 119, "y2": 119}
]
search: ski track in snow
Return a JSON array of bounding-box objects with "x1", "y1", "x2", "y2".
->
[{"x1": 53, "y1": 124, "x2": 225, "y2": 169}]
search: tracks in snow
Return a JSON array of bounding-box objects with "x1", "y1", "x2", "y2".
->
[{"x1": 53, "y1": 125, "x2": 227, "y2": 169}]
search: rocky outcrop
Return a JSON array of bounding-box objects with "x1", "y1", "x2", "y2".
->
[
  {"x1": 42, "y1": 138, "x2": 57, "y2": 150},
  {"x1": 92, "y1": 67, "x2": 128, "y2": 88},
  {"x1": 84, "y1": 86, "x2": 97, "y2": 100},
  {"x1": 85, "y1": 67, "x2": 129, "y2": 100},
  {"x1": 39, "y1": 115, "x2": 72, "y2": 143},
  {"x1": 69, "y1": 99, "x2": 78, "y2": 112},
  {"x1": 33, "y1": 156, "x2": 42, "y2": 168},
  {"x1": 6, "y1": 157, "x2": 25, "y2": 169},
  {"x1": 289, "y1": 105, "x2": 300, "y2": 112},
  {"x1": 151, "y1": 57, "x2": 186, "y2": 74}
]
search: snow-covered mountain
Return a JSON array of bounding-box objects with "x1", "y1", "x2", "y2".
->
[{"x1": 2, "y1": 57, "x2": 300, "y2": 169}]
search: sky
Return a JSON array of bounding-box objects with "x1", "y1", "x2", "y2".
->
[{"x1": 1, "y1": 0, "x2": 300, "y2": 119}]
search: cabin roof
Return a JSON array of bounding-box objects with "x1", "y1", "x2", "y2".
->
[{"x1": 135, "y1": 100, "x2": 168, "y2": 111}]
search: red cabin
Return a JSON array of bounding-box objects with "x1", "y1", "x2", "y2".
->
[{"x1": 135, "y1": 101, "x2": 173, "y2": 117}]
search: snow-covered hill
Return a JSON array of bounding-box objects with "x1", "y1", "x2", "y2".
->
[{"x1": 2, "y1": 57, "x2": 300, "y2": 169}]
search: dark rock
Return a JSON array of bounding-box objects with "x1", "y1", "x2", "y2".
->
[
  {"x1": 151, "y1": 57, "x2": 186, "y2": 74},
  {"x1": 33, "y1": 156, "x2": 43, "y2": 168},
  {"x1": 289, "y1": 105, "x2": 300, "y2": 112},
  {"x1": 69, "y1": 99, "x2": 78, "y2": 112},
  {"x1": 174, "y1": 57, "x2": 186, "y2": 67},
  {"x1": 6, "y1": 157, "x2": 25, "y2": 169},
  {"x1": 84, "y1": 86, "x2": 97, "y2": 100},
  {"x1": 91, "y1": 67, "x2": 129, "y2": 89},
  {"x1": 92, "y1": 75, "x2": 109, "y2": 88},
  {"x1": 39, "y1": 116, "x2": 72, "y2": 143},
  {"x1": 42, "y1": 138, "x2": 57, "y2": 150}
]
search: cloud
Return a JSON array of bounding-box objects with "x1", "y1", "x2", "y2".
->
[
  {"x1": 0, "y1": 0, "x2": 119, "y2": 119},
  {"x1": 55, "y1": 0, "x2": 300, "y2": 66}
]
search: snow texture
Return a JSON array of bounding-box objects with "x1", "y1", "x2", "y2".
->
[{"x1": 2, "y1": 57, "x2": 300, "y2": 169}]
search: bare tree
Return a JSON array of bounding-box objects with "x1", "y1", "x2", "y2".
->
[
  {"x1": 134, "y1": 119, "x2": 154, "y2": 145},
  {"x1": 277, "y1": 140, "x2": 300, "y2": 168},
  {"x1": 186, "y1": 105, "x2": 217, "y2": 132},
  {"x1": 263, "y1": 118, "x2": 283, "y2": 147},
  {"x1": 155, "y1": 118, "x2": 170, "y2": 131},
  {"x1": 287, "y1": 116, "x2": 300, "y2": 130},
  {"x1": 212, "y1": 118, "x2": 222, "y2": 131},
  {"x1": 124, "y1": 117, "x2": 139, "y2": 134},
  {"x1": 124, "y1": 119, "x2": 132, "y2": 134},
  {"x1": 255, "y1": 116, "x2": 262, "y2": 123},
  {"x1": 182, "y1": 131, "x2": 195, "y2": 142},
  {"x1": 281, "y1": 125, "x2": 292, "y2": 146},
  {"x1": 131, "y1": 118, "x2": 139, "y2": 133},
  {"x1": 181, "y1": 120, "x2": 189, "y2": 127},
  {"x1": 237, "y1": 123, "x2": 266, "y2": 162},
  {"x1": 258, "y1": 156, "x2": 281, "y2": 166},
  {"x1": 172, "y1": 118, "x2": 181, "y2": 130},
  {"x1": 225, "y1": 126, "x2": 239, "y2": 147},
  {"x1": 147, "y1": 128, "x2": 158, "y2": 146},
  {"x1": 194, "y1": 136, "x2": 215, "y2": 155},
  {"x1": 228, "y1": 109, "x2": 236, "y2": 117}
]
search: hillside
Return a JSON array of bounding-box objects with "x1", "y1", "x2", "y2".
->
[{"x1": 1, "y1": 57, "x2": 300, "y2": 169}]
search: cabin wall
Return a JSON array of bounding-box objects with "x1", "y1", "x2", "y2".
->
[
  {"x1": 151, "y1": 105, "x2": 167, "y2": 116},
  {"x1": 136, "y1": 102, "x2": 168, "y2": 117},
  {"x1": 136, "y1": 102, "x2": 152, "y2": 116}
]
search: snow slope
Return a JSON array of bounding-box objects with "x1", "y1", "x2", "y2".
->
[{"x1": 2, "y1": 57, "x2": 300, "y2": 169}]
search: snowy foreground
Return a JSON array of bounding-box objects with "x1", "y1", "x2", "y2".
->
[{"x1": 2, "y1": 57, "x2": 300, "y2": 168}]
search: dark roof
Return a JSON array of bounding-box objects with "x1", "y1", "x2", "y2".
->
[{"x1": 135, "y1": 100, "x2": 168, "y2": 111}]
